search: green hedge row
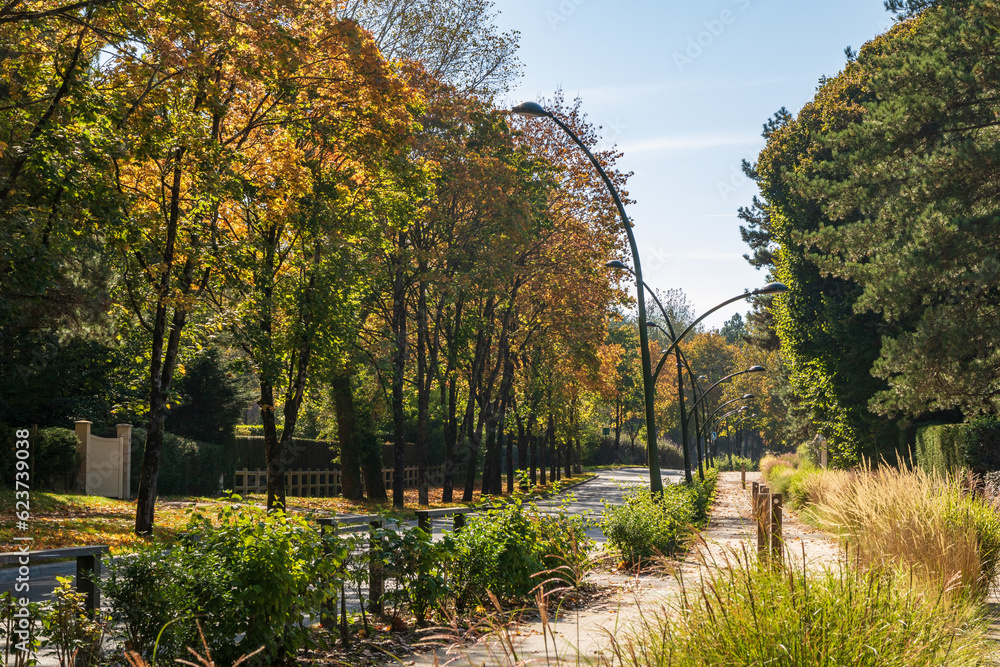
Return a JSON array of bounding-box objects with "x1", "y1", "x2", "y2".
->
[
  {"x1": 233, "y1": 435, "x2": 338, "y2": 470},
  {"x1": 0, "y1": 425, "x2": 80, "y2": 489},
  {"x1": 130, "y1": 429, "x2": 231, "y2": 496},
  {"x1": 915, "y1": 416, "x2": 1000, "y2": 475}
]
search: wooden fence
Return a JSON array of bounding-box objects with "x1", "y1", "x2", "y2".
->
[{"x1": 233, "y1": 464, "x2": 465, "y2": 497}]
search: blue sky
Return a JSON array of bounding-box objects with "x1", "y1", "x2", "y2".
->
[{"x1": 492, "y1": 0, "x2": 893, "y2": 327}]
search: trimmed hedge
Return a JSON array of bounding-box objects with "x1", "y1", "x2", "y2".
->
[
  {"x1": 233, "y1": 435, "x2": 338, "y2": 470},
  {"x1": 130, "y1": 428, "x2": 230, "y2": 496},
  {"x1": 963, "y1": 416, "x2": 1000, "y2": 473},
  {"x1": 0, "y1": 425, "x2": 79, "y2": 489},
  {"x1": 915, "y1": 424, "x2": 967, "y2": 475}
]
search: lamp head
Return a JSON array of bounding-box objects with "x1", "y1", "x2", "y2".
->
[
  {"x1": 605, "y1": 260, "x2": 629, "y2": 270},
  {"x1": 512, "y1": 102, "x2": 550, "y2": 118},
  {"x1": 753, "y1": 282, "x2": 788, "y2": 296},
  {"x1": 748, "y1": 365, "x2": 766, "y2": 373},
  {"x1": 743, "y1": 393, "x2": 754, "y2": 400}
]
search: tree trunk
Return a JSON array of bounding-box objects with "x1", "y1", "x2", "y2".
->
[
  {"x1": 258, "y1": 377, "x2": 286, "y2": 510},
  {"x1": 506, "y1": 421, "x2": 514, "y2": 494},
  {"x1": 614, "y1": 397, "x2": 623, "y2": 464},
  {"x1": 530, "y1": 433, "x2": 538, "y2": 486},
  {"x1": 391, "y1": 249, "x2": 408, "y2": 509},
  {"x1": 547, "y1": 413, "x2": 557, "y2": 483},
  {"x1": 515, "y1": 414, "x2": 529, "y2": 489},
  {"x1": 416, "y1": 272, "x2": 430, "y2": 506},
  {"x1": 332, "y1": 367, "x2": 362, "y2": 500},
  {"x1": 444, "y1": 373, "x2": 458, "y2": 502}
]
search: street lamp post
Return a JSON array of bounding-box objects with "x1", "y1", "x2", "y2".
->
[
  {"x1": 513, "y1": 101, "x2": 664, "y2": 493},
  {"x1": 647, "y1": 320, "x2": 708, "y2": 481},
  {"x1": 609, "y1": 257, "x2": 781, "y2": 483},
  {"x1": 606, "y1": 261, "x2": 695, "y2": 481}
]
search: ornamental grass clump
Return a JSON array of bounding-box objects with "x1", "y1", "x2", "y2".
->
[
  {"x1": 606, "y1": 547, "x2": 989, "y2": 667},
  {"x1": 813, "y1": 463, "x2": 1000, "y2": 598}
]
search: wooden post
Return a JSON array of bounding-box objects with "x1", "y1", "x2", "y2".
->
[
  {"x1": 76, "y1": 553, "x2": 100, "y2": 615},
  {"x1": 770, "y1": 493, "x2": 783, "y2": 563},
  {"x1": 417, "y1": 511, "x2": 431, "y2": 535},
  {"x1": 320, "y1": 522, "x2": 335, "y2": 630},
  {"x1": 755, "y1": 486, "x2": 770, "y2": 560},
  {"x1": 369, "y1": 519, "x2": 384, "y2": 616},
  {"x1": 741, "y1": 466, "x2": 746, "y2": 489},
  {"x1": 453, "y1": 513, "x2": 466, "y2": 532},
  {"x1": 751, "y1": 481, "x2": 759, "y2": 502}
]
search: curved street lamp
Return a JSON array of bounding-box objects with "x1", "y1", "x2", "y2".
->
[
  {"x1": 652, "y1": 283, "x2": 786, "y2": 381},
  {"x1": 514, "y1": 101, "x2": 664, "y2": 493},
  {"x1": 703, "y1": 393, "x2": 754, "y2": 456},
  {"x1": 609, "y1": 258, "x2": 777, "y2": 482},
  {"x1": 707, "y1": 406, "x2": 749, "y2": 442}
]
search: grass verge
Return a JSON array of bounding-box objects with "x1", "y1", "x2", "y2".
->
[{"x1": 607, "y1": 545, "x2": 990, "y2": 666}]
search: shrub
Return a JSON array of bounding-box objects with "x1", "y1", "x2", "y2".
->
[
  {"x1": 0, "y1": 426, "x2": 79, "y2": 490},
  {"x1": 378, "y1": 525, "x2": 454, "y2": 625},
  {"x1": 603, "y1": 471, "x2": 717, "y2": 566},
  {"x1": 964, "y1": 415, "x2": 1000, "y2": 473},
  {"x1": 450, "y1": 499, "x2": 593, "y2": 606},
  {"x1": 659, "y1": 443, "x2": 685, "y2": 469},
  {"x1": 609, "y1": 551, "x2": 989, "y2": 667},
  {"x1": 103, "y1": 503, "x2": 344, "y2": 664},
  {"x1": 714, "y1": 455, "x2": 756, "y2": 472},
  {"x1": 915, "y1": 423, "x2": 967, "y2": 474},
  {"x1": 34, "y1": 428, "x2": 81, "y2": 490},
  {"x1": 130, "y1": 428, "x2": 229, "y2": 496}
]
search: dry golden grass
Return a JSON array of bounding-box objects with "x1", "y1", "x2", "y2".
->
[{"x1": 812, "y1": 463, "x2": 1000, "y2": 596}]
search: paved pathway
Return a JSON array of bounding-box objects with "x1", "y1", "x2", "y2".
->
[{"x1": 412, "y1": 471, "x2": 843, "y2": 666}]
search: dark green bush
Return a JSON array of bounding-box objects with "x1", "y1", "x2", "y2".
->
[
  {"x1": 964, "y1": 415, "x2": 1000, "y2": 473},
  {"x1": 915, "y1": 423, "x2": 967, "y2": 474},
  {"x1": 104, "y1": 503, "x2": 344, "y2": 664},
  {"x1": 0, "y1": 425, "x2": 79, "y2": 489},
  {"x1": 603, "y1": 470, "x2": 717, "y2": 566},
  {"x1": 35, "y1": 428, "x2": 81, "y2": 489},
  {"x1": 130, "y1": 428, "x2": 230, "y2": 496}
]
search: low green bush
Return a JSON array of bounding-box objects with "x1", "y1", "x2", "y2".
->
[
  {"x1": 610, "y1": 552, "x2": 989, "y2": 666},
  {"x1": 450, "y1": 499, "x2": 593, "y2": 606},
  {"x1": 603, "y1": 470, "x2": 717, "y2": 566},
  {"x1": 103, "y1": 503, "x2": 344, "y2": 664},
  {"x1": 0, "y1": 425, "x2": 79, "y2": 490},
  {"x1": 34, "y1": 428, "x2": 81, "y2": 489},
  {"x1": 714, "y1": 455, "x2": 756, "y2": 472},
  {"x1": 378, "y1": 525, "x2": 454, "y2": 625}
]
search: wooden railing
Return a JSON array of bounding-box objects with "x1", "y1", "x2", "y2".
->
[{"x1": 233, "y1": 463, "x2": 465, "y2": 497}]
